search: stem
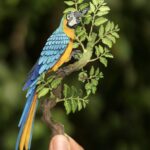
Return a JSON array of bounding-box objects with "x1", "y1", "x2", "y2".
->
[
  {"x1": 89, "y1": 13, "x2": 96, "y2": 37},
  {"x1": 75, "y1": 36, "x2": 86, "y2": 52},
  {"x1": 89, "y1": 3, "x2": 103, "y2": 38},
  {"x1": 88, "y1": 57, "x2": 99, "y2": 63},
  {"x1": 42, "y1": 99, "x2": 64, "y2": 135},
  {"x1": 56, "y1": 97, "x2": 88, "y2": 103},
  {"x1": 94, "y1": 38, "x2": 101, "y2": 45},
  {"x1": 74, "y1": 0, "x2": 78, "y2": 10}
]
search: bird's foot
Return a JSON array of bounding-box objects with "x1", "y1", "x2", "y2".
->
[{"x1": 71, "y1": 50, "x2": 82, "y2": 60}]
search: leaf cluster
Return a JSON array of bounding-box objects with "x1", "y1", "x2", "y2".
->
[
  {"x1": 95, "y1": 46, "x2": 114, "y2": 67},
  {"x1": 79, "y1": 67, "x2": 103, "y2": 95},
  {"x1": 36, "y1": 74, "x2": 62, "y2": 99},
  {"x1": 62, "y1": 84, "x2": 89, "y2": 114}
]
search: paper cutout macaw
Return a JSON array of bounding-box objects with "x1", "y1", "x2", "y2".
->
[{"x1": 15, "y1": 9, "x2": 88, "y2": 150}]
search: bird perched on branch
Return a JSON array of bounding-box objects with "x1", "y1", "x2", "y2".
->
[{"x1": 16, "y1": 9, "x2": 89, "y2": 150}]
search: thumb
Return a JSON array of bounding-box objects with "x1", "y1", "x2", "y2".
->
[{"x1": 49, "y1": 135, "x2": 70, "y2": 150}]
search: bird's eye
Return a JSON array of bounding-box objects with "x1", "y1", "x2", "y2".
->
[{"x1": 67, "y1": 14, "x2": 71, "y2": 20}]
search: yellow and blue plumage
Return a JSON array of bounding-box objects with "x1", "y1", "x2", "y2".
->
[{"x1": 15, "y1": 11, "x2": 86, "y2": 150}]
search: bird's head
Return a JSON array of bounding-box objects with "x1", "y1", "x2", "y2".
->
[{"x1": 66, "y1": 8, "x2": 89, "y2": 29}]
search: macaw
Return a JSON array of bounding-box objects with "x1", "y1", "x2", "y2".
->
[{"x1": 15, "y1": 9, "x2": 88, "y2": 150}]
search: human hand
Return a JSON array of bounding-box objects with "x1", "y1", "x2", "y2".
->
[{"x1": 49, "y1": 135, "x2": 84, "y2": 150}]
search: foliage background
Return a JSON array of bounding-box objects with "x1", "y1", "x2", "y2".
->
[{"x1": 0, "y1": 0, "x2": 150, "y2": 150}]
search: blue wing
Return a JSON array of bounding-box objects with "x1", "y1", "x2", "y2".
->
[{"x1": 23, "y1": 28, "x2": 70, "y2": 90}]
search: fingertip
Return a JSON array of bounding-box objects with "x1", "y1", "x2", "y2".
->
[{"x1": 68, "y1": 136, "x2": 84, "y2": 150}]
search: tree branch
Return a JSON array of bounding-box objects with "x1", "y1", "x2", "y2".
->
[{"x1": 41, "y1": 49, "x2": 94, "y2": 135}]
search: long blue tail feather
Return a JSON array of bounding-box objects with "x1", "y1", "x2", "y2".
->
[
  {"x1": 28, "y1": 101, "x2": 38, "y2": 150},
  {"x1": 16, "y1": 120, "x2": 25, "y2": 150},
  {"x1": 18, "y1": 90, "x2": 35, "y2": 127},
  {"x1": 16, "y1": 85, "x2": 37, "y2": 150}
]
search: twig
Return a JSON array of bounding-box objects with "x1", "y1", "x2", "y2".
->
[{"x1": 88, "y1": 57, "x2": 99, "y2": 63}]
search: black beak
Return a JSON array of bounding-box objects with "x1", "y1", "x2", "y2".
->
[
  {"x1": 81, "y1": 7, "x2": 90, "y2": 16},
  {"x1": 74, "y1": 7, "x2": 90, "y2": 19}
]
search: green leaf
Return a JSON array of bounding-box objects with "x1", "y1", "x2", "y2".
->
[
  {"x1": 105, "y1": 53, "x2": 114, "y2": 58},
  {"x1": 97, "y1": 11, "x2": 109, "y2": 16},
  {"x1": 111, "y1": 32, "x2": 120, "y2": 38},
  {"x1": 92, "y1": 0, "x2": 99, "y2": 6},
  {"x1": 105, "y1": 21, "x2": 111, "y2": 32},
  {"x1": 84, "y1": 15, "x2": 92, "y2": 24},
  {"x1": 76, "y1": 26, "x2": 82, "y2": 33},
  {"x1": 110, "y1": 22, "x2": 115, "y2": 30},
  {"x1": 90, "y1": 66, "x2": 95, "y2": 76},
  {"x1": 82, "y1": 100, "x2": 88, "y2": 108},
  {"x1": 77, "y1": 29, "x2": 85, "y2": 37},
  {"x1": 92, "y1": 86, "x2": 97, "y2": 94},
  {"x1": 87, "y1": 90, "x2": 91, "y2": 96},
  {"x1": 99, "y1": 45, "x2": 104, "y2": 53},
  {"x1": 79, "y1": 34, "x2": 86, "y2": 42},
  {"x1": 99, "y1": 72, "x2": 104, "y2": 78},
  {"x1": 79, "y1": 3, "x2": 89, "y2": 10},
  {"x1": 77, "y1": 0, "x2": 84, "y2": 4},
  {"x1": 99, "y1": 6, "x2": 110, "y2": 12},
  {"x1": 95, "y1": 17, "x2": 108, "y2": 26},
  {"x1": 42, "y1": 73, "x2": 45, "y2": 79},
  {"x1": 95, "y1": 46, "x2": 100, "y2": 56},
  {"x1": 77, "y1": 100, "x2": 82, "y2": 111},
  {"x1": 37, "y1": 84, "x2": 46, "y2": 93},
  {"x1": 107, "y1": 34, "x2": 116, "y2": 43},
  {"x1": 64, "y1": 8, "x2": 76, "y2": 13},
  {"x1": 100, "y1": 57, "x2": 108, "y2": 67},
  {"x1": 38, "y1": 88, "x2": 49, "y2": 98},
  {"x1": 51, "y1": 78, "x2": 62, "y2": 89},
  {"x1": 102, "y1": 2, "x2": 107, "y2": 6},
  {"x1": 47, "y1": 75, "x2": 55, "y2": 83},
  {"x1": 71, "y1": 99, "x2": 77, "y2": 113},
  {"x1": 78, "y1": 72, "x2": 88, "y2": 82},
  {"x1": 102, "y1": 38, "x2": 112, "y2": 48},
  {"x1": 115, "y1": 25, "x2": 120, "y2": 31},
  {"x1": 36, "y1": 80, "x2": 42, "y2": 85},
  {"x1": 95, "y1": 68, "x2": 100, "y2": 76},
  {"x1": 99, "y1": 25, "x2": 105, "y2": 38},
  {"x1": 90, "y1": 2, "x2": 95, "y2": 12},
  {"x1": 85, "y1": 83, "x2": 92, "y2": 90},
  {"x1": 91, "y1": 79, "x2": 98, "y2": 86},
  {"x1": 73, "y1": 42, "x2": 80, "y2": 49},
  {"x1": 63, "y1": 84, "x2": 69, "y2": 98},
  {"x1": 71, "y1": 86, "x2": 78, "y2": 97},
  {"x1": 64, "y1": 1, "x2": 74, "y2": 6},
  {"x1": 64, "y1": 100, "x2": 71, "y2": 114}
]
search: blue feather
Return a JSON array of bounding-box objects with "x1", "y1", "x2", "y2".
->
[
  {"x1": 16, "y1": 86, "x2": 37, "y2": 150},
  {"x1": 19, "y1": 88, "x2": 35, "y2": 127},
  {"x1": 16, "y1": 120, "x2": 24, "y2": 150},
  {"x1": 39, "y1": 65, "x2": 47, "y2": 74}
]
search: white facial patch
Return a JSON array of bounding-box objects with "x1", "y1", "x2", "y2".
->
[{"x1": 68, "y1": 16, "x2": 77, "y2": 27}]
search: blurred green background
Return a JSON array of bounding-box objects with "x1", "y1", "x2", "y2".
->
[{"x1": 0, "y1": 0, "x2": 150, "y2": 150}]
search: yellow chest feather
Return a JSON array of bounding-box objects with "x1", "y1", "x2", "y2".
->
[
  {"x1": 52, "y1": 40, "x2": 73, "y2": 71},
  {"x1": 51, "y1": 19, "x2": 75, "y2": 71}
]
